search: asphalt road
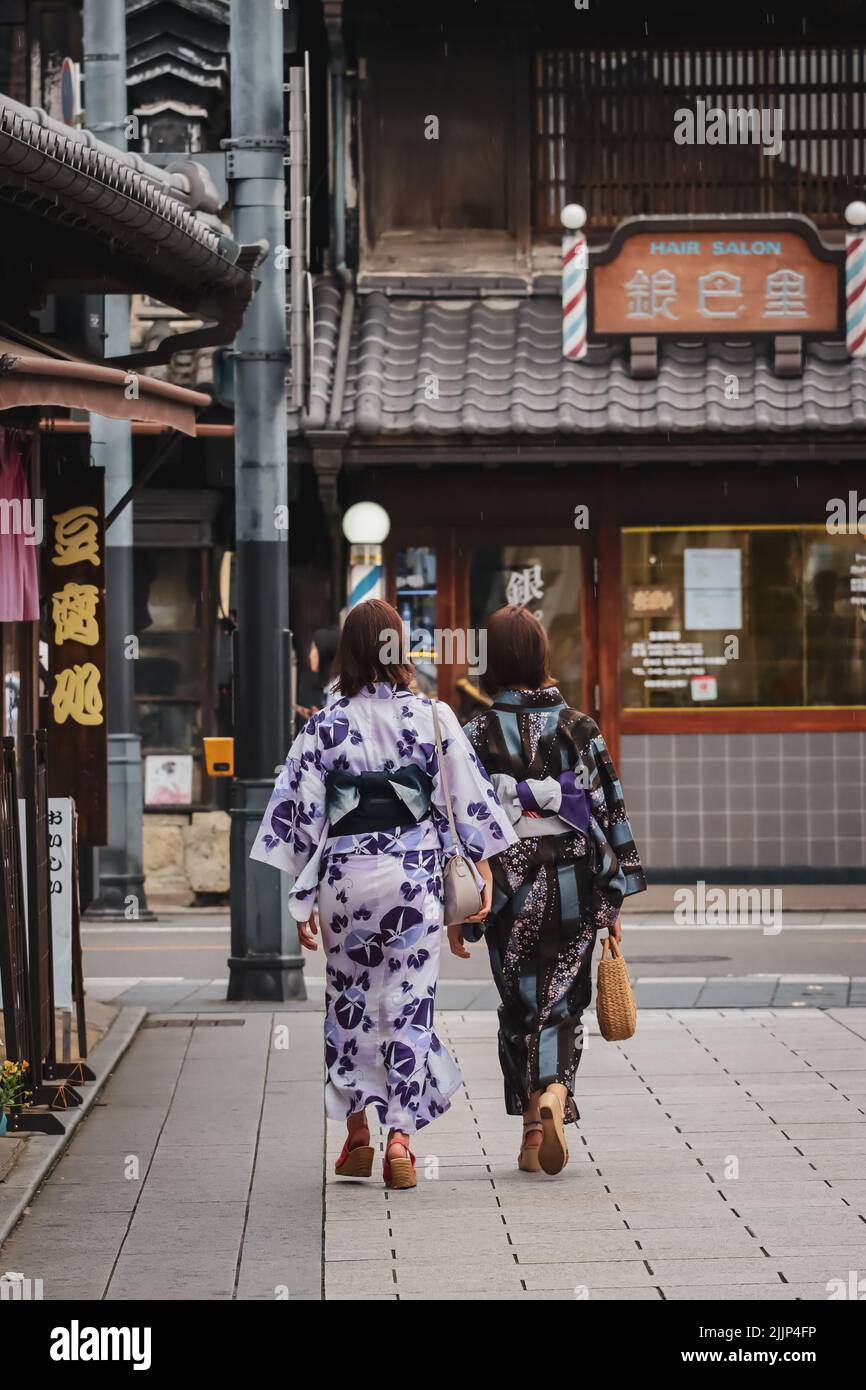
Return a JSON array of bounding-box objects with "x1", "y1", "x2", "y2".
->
[{"x1": 80, "y1": 913, "x2": 866, "y2": 984}]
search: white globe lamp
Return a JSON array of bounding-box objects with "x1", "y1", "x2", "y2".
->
[
  {"x1": 342, "y1": 501, "x2": 391, "y2": 545},
  {"x1": 561, "y1": 203, "x2": 587, "y2": 231}
]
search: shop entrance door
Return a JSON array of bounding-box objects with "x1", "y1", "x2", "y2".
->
[{"x1": 387, "y1": 527, "x2": 598, "y2": 722}]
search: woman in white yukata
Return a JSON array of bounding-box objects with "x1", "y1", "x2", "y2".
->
[{"x1": 250, "y1": 599, "x2": 517, "y2": 1191}]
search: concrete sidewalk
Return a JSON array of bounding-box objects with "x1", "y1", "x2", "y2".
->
[
  {"x1": 84, "y1": 971, "x2": 866, "y2": 1012},
  {"x1": 2, "y1": 1004, "x2": 865, "y2": 1300}
]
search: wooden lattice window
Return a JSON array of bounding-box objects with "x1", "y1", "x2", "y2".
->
[{"x1": 533, "y1": 46, "x2": 866, "y2": 235}]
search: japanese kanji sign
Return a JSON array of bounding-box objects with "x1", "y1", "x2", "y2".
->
[
  {"x1": 45, "y1": 467, "x2": 107, "y2": 845},
  {"x1": 589, "y1": 216, "x2": 843, "y2": 341}
]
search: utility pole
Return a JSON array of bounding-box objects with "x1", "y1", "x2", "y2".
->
[
  {"x1": 226, "y1": 2, "x2": 303, "y2": 1000},
  {"x1": 82, "y1": 0, "x2": 151, "y2": 921}
]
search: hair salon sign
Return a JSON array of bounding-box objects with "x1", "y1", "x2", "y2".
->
[{"x1": 587, "y1": 215, "x2": 844, "y2": 343}]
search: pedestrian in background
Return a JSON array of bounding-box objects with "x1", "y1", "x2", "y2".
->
[{"x1": 295, "y1": 626, "x2": 340, "y2": 731}]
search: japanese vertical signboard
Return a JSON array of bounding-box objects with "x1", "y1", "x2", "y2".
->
[
  {"x1": 45, "y1": 467, "x2": 107, "y2": 845},
  {"x1": 47, "y1": 796, "x2": 73, "y2": 1010},
  {"x1": 589, "y1": 216, "x2": 843, "y2": 341},
  {"x1": 13, "y1": 795, "x2": 73, "y2": 1010}
]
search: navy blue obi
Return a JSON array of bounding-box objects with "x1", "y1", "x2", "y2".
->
[{"x1": 325, "y1": 766, "x2": 433, "y2": 835}]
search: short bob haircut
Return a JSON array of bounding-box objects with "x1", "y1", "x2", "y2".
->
[
  {"x1": 333, "y1": 598, "x2": 414, "y2": 698},
  {"x1": 479, "y1": 604, "x2": 551, "y2": 698}
]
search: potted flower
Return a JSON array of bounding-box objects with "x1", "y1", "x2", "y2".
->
[{"x1": 0, "y1": 1060, "x2": 30, "y2": 1137}]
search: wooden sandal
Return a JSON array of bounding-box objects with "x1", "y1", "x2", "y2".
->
[
  {"x1": 334, "y1": 1128, "x2": 374, "y2": 1178},
  {"x1": 538, "y1": 1090, "x2": 569, "y2": 1175},
  {"x1": 383, "y1": 1134, "x2": 417, "y2": 1190},
  {"x1": 518, "y1": 1119, "x2": 544, "y2": 1173}
]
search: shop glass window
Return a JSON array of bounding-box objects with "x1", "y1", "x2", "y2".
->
[
  {"x1": 1, "y1": 623, "x2": 20, "y2": 739},
  {"x1": 469, "y1": 545, "x2": 583, "y2": 708},
  {"x1": 133, "y1": 548, "x2": 210, "y2": 802},
  {"x1": 622, "y1": 526, "x2": 866, "y2": 709},
  {"x1": 395, "y1": 547, "x2": 437, "y2": 696},
  {"x1": 0, "y1": 26, "x2": 28, "y2": 104}
]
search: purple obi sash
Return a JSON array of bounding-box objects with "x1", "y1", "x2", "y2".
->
[{"x1": 515, "y1": 771, "x2": 590, "y2": 835}]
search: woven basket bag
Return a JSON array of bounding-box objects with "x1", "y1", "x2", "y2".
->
[{"x1": 596, "y1": 935, "x2": 637, "y2": 1041}]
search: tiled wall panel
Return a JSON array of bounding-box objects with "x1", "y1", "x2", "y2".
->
[{"x1": 620, "y1": 732, "x2": 866, "y2": 873}]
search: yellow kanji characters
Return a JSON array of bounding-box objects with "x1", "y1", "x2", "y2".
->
[
  {"x1": 51, "y1": 506, "x2": 100, "y2": 568},
  {"x1": 51, "y1": 583, "x2": 100, "y2": 647},
  {"x1": 51, "y1": 663, "x2": 104, "y2": 726}
]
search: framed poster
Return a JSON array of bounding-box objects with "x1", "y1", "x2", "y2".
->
[{"x1": 145, "y1": 754, "x2": 193, "y2": 806}]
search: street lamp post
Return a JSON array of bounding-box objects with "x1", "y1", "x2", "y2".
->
[
  {"x1": 82, "y1": 0, "x2": 151, "y2": 922},
  {"x1": 343, "y1": 502, "x2": 391, "y2": 609}
]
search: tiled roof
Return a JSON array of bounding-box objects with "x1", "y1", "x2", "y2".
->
[
  {"x1": 291, "y1": 281, "x2": 866, "y2": 438},
  {"x1": 0, "y1": 93, "x2": 255, "y2": 322}
]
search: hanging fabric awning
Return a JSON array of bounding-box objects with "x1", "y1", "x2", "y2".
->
[
  {"x1": 0, "y1": 336, "x2": 210, "y2": 436},
  {"x1": 0, "y1": 428, "x2": 39, "y2": 621}
]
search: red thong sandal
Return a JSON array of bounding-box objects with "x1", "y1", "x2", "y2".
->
[
  {"x1": 383, "y1": 1132, "x2": 417, "y2": 1190},
  {"x1": 334, "y1": 1126, "x2": 374, "y2": 1179}
]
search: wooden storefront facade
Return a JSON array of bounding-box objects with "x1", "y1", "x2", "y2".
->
[
  {"x1": 295, "y1": 0, "x2": 866, "y2": 879},
  {"x1": 327, "y1": 445, "x2": 866, "y2": 881}
]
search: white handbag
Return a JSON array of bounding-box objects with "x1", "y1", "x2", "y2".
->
[{"x1": 430, "y1": 701, "x2": 484, "y2": 927}]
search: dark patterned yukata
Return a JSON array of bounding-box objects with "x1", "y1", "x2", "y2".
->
[{"x1": 463, "y1": 687, "x2": 646, "y2": 1123}]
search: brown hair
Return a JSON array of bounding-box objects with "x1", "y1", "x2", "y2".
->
[
  {"x1": 479, "y1": 604, "x2": 551, "y2": 698},
  {"x1": 333, "y1": 598, "x2": 414, "y2": 698}
]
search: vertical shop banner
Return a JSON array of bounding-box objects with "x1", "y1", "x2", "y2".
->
[
  {"x1": 45, "y1": 467, "x2": 107, "y2": 845},
  {"x1": 47, "y1": 796, "x2": 73, "y2": 1011}
]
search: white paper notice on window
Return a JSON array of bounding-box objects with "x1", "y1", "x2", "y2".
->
[{"x1": 684, "y1": 548, "x2": 742, "y2": 631}]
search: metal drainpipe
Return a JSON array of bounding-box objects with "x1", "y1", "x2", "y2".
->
[
  {"x1": 326, "y1": 37, "x2": 354, "y2": 614},
  {"x1": 287, "y1": 66, "x2": 307, "y2": 413},
  {"x1": 327, "y1": 57, "x2": 354, "y2": 434},
  {"x1": 81, "y1": 0, "x2": 152, "y2": 922},
  {"x1": 225, "y1": 0, "x2": 300, "y2": 1001}
]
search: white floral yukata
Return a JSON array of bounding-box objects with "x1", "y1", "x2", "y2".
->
[{"x1": 250, "y1": 682, "x2": 517, "y2": 1133}]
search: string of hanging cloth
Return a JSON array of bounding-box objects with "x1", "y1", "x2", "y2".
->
[{"x1": 0, "y1": 426, "x2": 39, "y2": 622}]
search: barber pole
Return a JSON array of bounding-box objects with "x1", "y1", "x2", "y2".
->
[
  {"x1": 845, "y1": 201, "x2": 866, "y2": 358},
  {"x1": 348, "y1": 544, "x2": 384, "y2": 608},
  {"x1": 561, "y1": 203, "x2": 588, "y2": 361}
]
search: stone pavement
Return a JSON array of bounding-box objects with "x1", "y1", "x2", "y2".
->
[
  {"x1": 2, "y1": 1006, "x2": 866, "y2": 1300},
  {"x1": 325, "y1": 1008, "x2": 866, "y2": 1301}
]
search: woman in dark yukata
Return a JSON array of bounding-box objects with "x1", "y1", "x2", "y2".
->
[{"x1": 457, "y1": 606, "x2": 646, "y2": 1177}]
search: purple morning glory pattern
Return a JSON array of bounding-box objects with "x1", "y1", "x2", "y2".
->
[{"x1": 250, "y1": 681, "x2": 518, "y2": 1132}]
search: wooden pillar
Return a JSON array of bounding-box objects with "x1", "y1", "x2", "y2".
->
[
  {"x1": 19, "y1": 423, "x2": 41, "y2": 740},
  {"x1": 311, "y1": 445, "x2": 345, "y2": 620},
  {"x1": 597, "y1": 465, "x2": 622, "y2": 768}
]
